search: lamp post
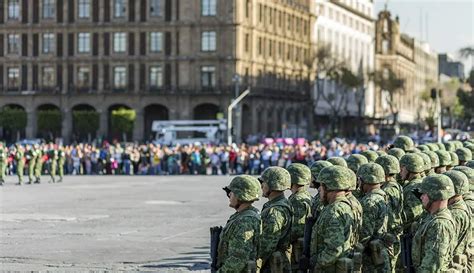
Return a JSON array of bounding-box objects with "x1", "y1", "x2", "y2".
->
[{"x1": 228, "y1": 89, "x2": 250, "y2": 145}]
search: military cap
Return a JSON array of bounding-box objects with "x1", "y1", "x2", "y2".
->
[
  {"x1": 399, "y1": 153, "x2": 424, "y2": 173},
  {"x1": 456, "y1": 147, "x2": 473, "y2": 162},
  {"x1": 224, "y1": 175, "x2": 261, "y2": 202},
  {"x1": 464, "y1": 143, "x2": 474, "y2": 153},
  {"x1": 393, "y1": 135, "x2": 415, "y2": 152},
  {"x1": 361, "y1": 150, "x2": 379, "y2": 163},
  {"x1": 435, "y1": 143, "x2": 446, "y2": 151},
  {"x1": 423, "y1": 151, "x2": 440, "y2": 168},
  {"x1": 453, "y1": 141, "x2": 464, "y2": 149},
  {"x1": 435, "y1": 150, "x2": 451, "y2": 167},
  {"x1": 357, "y1": 163, "x2": 385, "y2": 184},
  {"x1": 376, "y1": 150, "x2": 387, "y2": 156},
  {"x1": 387, "y1": 148, "x2": 405, "y2": 160},
  {"x1": 346, "y1": 154, "x2": 368, "y2": 174},
  {"x1": 418, "y1": 174, "x2": 455, "y2": 201},
  {"x1": 317, "y1": 165, "x2": 354, "y2": 191},
  {"x1": 310, "y1": 160, "x2": 333, "y2": 180},
  {"x1": 417, "y1": 144, "x2": 430, "y2": 152},
  {"x1": 417, "y1": 152, "x2": 432, "y2": 172},
  {"x1": 375, "y1": 155, "x2": 400, "y2": 175},
  {"x1": 327, "y1": 157, "x2": 348, "y2": 168},
  {"x1": 287, "y1": 163, "x2": 311, "y2": 186},
  {"x1": 466, "y1": 160, "x2": 474, "y2": 168},
  {"x1": 453, "y1": 166, "x2": 474, "y2": 191},
  {"x1": 449, "y1": 152, "x2": 459, "y2": 167},
  {"x1": 427, "y1": 143, "x2": 439, "y2": 152},
  {"x1": 260, "y1": 166, "x2": 291, "y2": 191},
  {"x1": 444, "y1": 142, "x2": 456, "y2": 152},
  {"x1": 444, "y1": 170, "x2": 469, "y2": 196}
]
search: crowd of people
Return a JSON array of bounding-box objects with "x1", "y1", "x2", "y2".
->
[
  {"x1": 213, "y1": 136, "x2": 474, "y2": 272},
  {"x1": 0, "y1": 138, "x2": 383, "y2": 183}
]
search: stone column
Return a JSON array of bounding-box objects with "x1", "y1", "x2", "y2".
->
[
  {"x1": 133, "y1": 109, "x2": 144, "y2": 141},
  {"x1": 98, "y1": 108, "x2": 108, "y2": 139},
  {"x1": 61, "y1": 108, "x2": 72, "y2": 144},
  {"x1": 26, "y1": 109, "x2": 37, "y2": 138}
]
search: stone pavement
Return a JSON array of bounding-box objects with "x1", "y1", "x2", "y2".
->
[{"x1": 0, "y1": 175, "x2": 278, "y2": 272}]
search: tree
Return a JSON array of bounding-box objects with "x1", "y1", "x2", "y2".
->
[
  {"x1": 73, "y1": 110, "x2": 99, "y2": 142},
  {"x1": 459, "y1": 46, "x2": 474, "y2": 70},
  {"x1": 0, "y1": 107, "x2": 27, "y2": 142},
  {"x1": 110, "y1": 108, "x2": 136, "y2": 142},
  {"x1": 37, "y1": 110, "x2": 62, "y2": 141},
  {"x1": 372, "y1": 68, "x2": 405, "y2": 126}
]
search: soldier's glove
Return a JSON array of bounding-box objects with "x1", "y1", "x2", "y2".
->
[
  {"x1": 299, "y1": 256, "x2": 310, "y2": 270},
  {"x1": 412, "y1": 188, "x2": 423, "y2": 200}
]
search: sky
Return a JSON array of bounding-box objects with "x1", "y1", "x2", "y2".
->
[{"x1": 374, "y1": 0, "x2": 474, "y2": 75}]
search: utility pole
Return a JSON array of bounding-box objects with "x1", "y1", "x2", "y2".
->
[
  {"x1": 437, "y1": 89, "x2": 442, "y2": 143},
  {"x1": 228, "y1": 89, "x2": 250, "y2": 145},
  {"x1": 232, "y1": 74, "x2": 242, "y2": 143}
]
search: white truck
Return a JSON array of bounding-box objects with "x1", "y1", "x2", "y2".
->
[{"x1": 152, "y1": 120, "x2": 226, "y2": 145}]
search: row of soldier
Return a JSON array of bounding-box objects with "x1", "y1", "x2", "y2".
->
[
  {"x1": 0, "y1": 143, "x2": 66, "y2": 185},
  {"x1": 212, "y1": 136, "x2": 474, "y2": 273}
]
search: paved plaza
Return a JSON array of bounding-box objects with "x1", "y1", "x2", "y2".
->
[{"x1": 1, "y1": 175, "x2": 314, "y2": 272}]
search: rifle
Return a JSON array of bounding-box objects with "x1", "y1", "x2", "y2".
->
[
  {"x1": 299, "y1": 215, "x2": 317, "y2": 271},
  {"x1": 400, "y1": 232, "x2": 415, "y2": 273},
  {"x1": 210, "y1": 226, "x2": 223, "y2": 273}
]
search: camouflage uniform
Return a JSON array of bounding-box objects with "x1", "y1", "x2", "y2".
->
[
  {"x1": 15, "y1": 147, "x2": 25, "y2": 185},
  {"x1": 58, "y1": 147, "x2": 66, "y2": 182},
  {"x1": 376, "y1": 155, "x2": 404, "y2": 272},
  {"x1": 309, "y1": 161, "x2": 332, "y2": 217},
  {"x1": 400, "y1": 154, "x2": 425, "y2": 229},
  {"x1": 49, "y1": 147, "x2": 58, "y2": 183},
  {"x1": 257, "y1": 167, "x2": 293, "y2": 273},
  {"x1": 34, "y1": 148, "x2": 44, "y2": 183},
  {"x1": 412, "y1": 174, "x2": 456, "y2": 272},
  {"x1": 27, "y1": 146, "x2": 37, "y2": 183},
  {"x1": 310, "y1": 166, "x2": 360, "y2": 271},
  {"x1": 217, "y1": 176, "x2": 262, "y2": 273},
  {"x1": 357, "y1": 163, "x2": 390, "y2": 272}
]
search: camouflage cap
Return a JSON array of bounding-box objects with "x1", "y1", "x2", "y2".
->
[
  {"x1": 456, "y1": 147, "x2": 473, "y2": 162},
  {"x1": 435, "y1": 150, "x2": 451, "y2": 167},
  {"x1": 225, "y1": 175, "x2": 262, "y2": 202},
  {"x1": 287, "y1": 163, "x2": 311, "y2": 186},
  {"x1": 453, "y1": 141, "x2": 464, "y2": 149},
  {"x1": 310, "y1": 160, "x2": 333, "y2": 180},
  {"x1": 466, "y1": 160, "x2": 474, "y2": 168},
  {"x1": 399, "y1": 153, "x2": 424, "y2": 173},
  {"x1": 417, "y1": 144, "x2": 430, "y2": 152},
  {"x1": 444, "y1": 170, "x2": 469, "y2": 195},
  {"x1": 444, "y1": 142, "x2": 456, "y2": 152},
  {"x1": 260, "y1": 166, "x2": 291, "y2": 191},
  {"x1": 327, "y1": 157, "x2": 348, "y2": 168},
  {"x1": 435, "y1": 143, "x2": 446, "y2": 151},
  {"x1": 417, "y1": 152, "x2": 432, "y2": 172},
  {"x1": 449, "y1": 152, "x2": 459, "y2": 167},
  {"x1": 387, "y1": 148, "x2": 405, "y2": 160},
  {"x1": 346, "y1": 154, "x2": 368, "y2": 174},
  {"x1": 453, "y1": 166, "x2": 474, "y2": 191},
  {"x1": 361, "y1": 150, "x2": 379, "y2": 163},
  {"x1": 418, "y1": 174, "x2": 455, "y2": 201},
  {"x1": 357, "y1": 163, "x2": 385, "y2": 184},
  {"x1": 375, "y1": 155, "x2": 400, "y2": 175},
  {"x1": 317, "y1": 165, "x2": 354, "y2": 191},
  {"x1": 393, "y1": 135, "x2": 415, "y2": 152},
  {"x1": 376, "y1": 150, "x2": 387, "y2": 156},
  {"x1": 423, "y1": 151, "x2": 440, "y2": 168}
]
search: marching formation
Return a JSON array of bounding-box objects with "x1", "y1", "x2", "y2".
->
[{"x1": 211, "y1": 136, "x2": 474, "y2": 273}]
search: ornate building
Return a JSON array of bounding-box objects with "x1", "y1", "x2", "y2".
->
[{"x1": 0, "y1": 0, "x2": 314, "y2": 143}]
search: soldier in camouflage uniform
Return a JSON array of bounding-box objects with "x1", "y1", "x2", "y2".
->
[
  {"x1": 327, "y1": 157, "x2": 348, "y2": 168},
  {"x1": 422, "y1": 151, "x2": 439, "y2": 176},
  {"x1": 361, "y1": 150, "x2": 378, "y2": 163},
  {"x1": 48, "y1": 144, "x2": 58, "y2": 183},
  {"x1": 357, "y1": 163, "x2": 390, "y2": 272},
  {"x1": 434, "y1": 150, "x2": 451, "y2": 174},
  {"x1": 216, "y1": 175, "x2": 262, "y2": 273},
  {"x1": 456, "y1": 147, "x2": 472, "y2": 166},
  {"x1": 26, "y1": 144, "x2": 37, "y2": 184},
  {"x1": 375, "y1": 155, "x2": 404, "y2": 272},
  {"x1": 393, "y1": 136, "x2": 415, "y2": 153},
  {"x1": 15, "y1": 144, "x2": 25, "y2": 185},
  {"x1": 34, "y1": 145, "x2": 44, "y2": 183},
  {"x1": 346, "y1": 154, "x2": 368, "y2": 199},
  {"x1": 412, "y1": 174, "x2": 456, "y2": 272},
  {"x1": 310, "y1": 165, "x2": 360, "y2": 271},
  {"x1": 286, "y1": 163, "x2": 312, "y2": 270},
  {"x1": 445, "y1": 170, "x2": 471, "y2": 271},
  {"x1": 257, "y1": 167, "x2": 293, "y2": 273},
  {"x1": 309, "y1": 160, "x2": 332, "y2": 217},
  {"x1": 0, "y1": 143, "x2": 6, "y2": 185},
  {"x1": 58, "y1": 146, "x2": 66, "y2": 182}
]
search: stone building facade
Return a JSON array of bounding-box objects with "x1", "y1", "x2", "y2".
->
[{"x1": 0, "y1": 0, "x2": 314, "y2": 143}]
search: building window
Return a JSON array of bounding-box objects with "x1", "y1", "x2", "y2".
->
[
  {"x1": 78, "y1": 0, "x2": 91, "y2": 18},
  {"x1": 201, "y1": 31, "x2": 216, "y2": 52},
  {"x1": 8, "y1": 68, "x2": 20, "y2": 89},
  {"x1": 201, "y1": 0, "x2": 216, "y2": 16},
  {"x1": 114, "y1": 0, "x2": 126, "y2": 18},
  {"x1": 42, "y1": 67, "x2": 55, "y2": 87},
  {"x1": 8, "y1": 0, "x2": 20, "y2": 20},
  {"x1": 150, "y1": 0, "x2": 162, "y2": 17},
  {"x1": 258, "y1": 37, "x2": 262, "y2": 55},
  {"x1": 77, "y1": 67, "x2": 91, "y2": 87},
  {"x1": 42, "y1": 33, "x2": 55, "y2": 54},
  {"x1": 78, "y1": 33, "x2": 91, "y2": 53},
  {"x1": 149, "y1": 66, "x2": 163, "y2": 87},
  {"x1": 244, "y1": 33, "x2": 250, "y2": 53},
  {"x1": 114, "y1": 66, "x2": 127, "y2": 88},
  {"x1": 382, "y1": 40, "x2": 389, "y2": 54},
  {"x1": 201, "y1": 66, "x2": 215, "y2": 88},
  {"x1": 113, "y1": 32, "x2": 127, "y2": 53},
  {"x1": 150, "y1": 32, "x2": 163, "y2": 52},
  {"x1": 7, "y1": 34, "x2": 20, "y2": 54},
  {"x1": 42, "y1": 0, "x2": 55, "y2": 19}
]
